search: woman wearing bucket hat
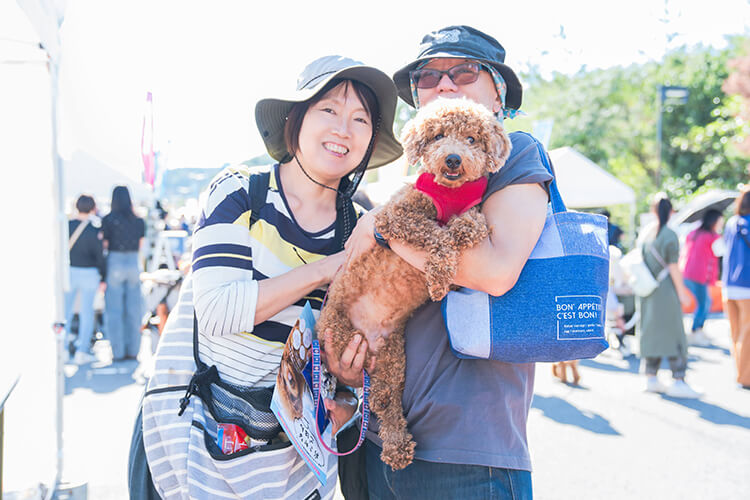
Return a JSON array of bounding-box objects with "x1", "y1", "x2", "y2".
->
[
  {"x1": 330, "y1": 26, "x2": 551, "y2": 499},
  {"x1": 128, "y1": 55, "x2": 401, "y2": 500}
]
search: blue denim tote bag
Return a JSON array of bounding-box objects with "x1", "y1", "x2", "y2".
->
[{"x1": 442, "y1": 139, "x2": 610, "y2": 363}]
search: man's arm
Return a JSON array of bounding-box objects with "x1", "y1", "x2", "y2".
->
[{"x1": 389, "y1": 183, "x2": 548, "y2": 296}]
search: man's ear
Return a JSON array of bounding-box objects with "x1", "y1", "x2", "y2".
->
[
  {"x1": 492, "y1": 94, "x2": 503, "y2": 115},
  {"x1": 400, "y1": 118, "x2": 426, "y2": 167}
]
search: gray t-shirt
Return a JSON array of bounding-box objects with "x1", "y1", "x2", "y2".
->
[{"x1": 366, "y1": 131, "x2": 553, "y2": 471}]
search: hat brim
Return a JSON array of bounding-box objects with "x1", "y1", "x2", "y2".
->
[
  {"x1": 255, "y1": 66, "x2": 403, "y2": 170},
  {"x1": 393, "y1": 53, "x2": 523, "y2": 110}
]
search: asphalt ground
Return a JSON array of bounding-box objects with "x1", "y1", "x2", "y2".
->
[{"x1": 3, "y1": 316, "x2": 748, "y2": 499}]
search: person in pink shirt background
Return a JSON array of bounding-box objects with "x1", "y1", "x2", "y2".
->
[{"x1": 681, "y1": 209, "x2": 724, "y2": 346}]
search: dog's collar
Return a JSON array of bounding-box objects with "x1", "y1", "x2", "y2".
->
[{"x1": 414, "y1": 172, "x2": 488, "y2": 225}]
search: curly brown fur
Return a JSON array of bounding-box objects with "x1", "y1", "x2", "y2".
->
[{"x1": 317, "y1": 98, "x2": 511, "y2": 470}]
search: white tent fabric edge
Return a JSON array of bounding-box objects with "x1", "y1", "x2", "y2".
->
[{"x1": 548, "y1": 147, "x2": 636, "y2": 209}]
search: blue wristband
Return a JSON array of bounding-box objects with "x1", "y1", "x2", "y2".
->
[{"x1": 373, "y1": 229, "x2": 390, "y2": 249}]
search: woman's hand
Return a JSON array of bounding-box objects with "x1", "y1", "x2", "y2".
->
[
  {"x1": 678, "y1": 287, "x2": 692, "y2": 308},
  {"x1": 323, "y1": 390, "x2": 358, "y2": 436},
  {"x1": 344, "y1": 208, "x2": 382, "y2": 264},
  {"x1": 321, "y1": 330, "x2": 374, "y2": 387}
]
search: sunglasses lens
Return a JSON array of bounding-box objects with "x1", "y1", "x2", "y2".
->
[
  {"x1": 410, "y1": 63, "x2": 482, "y2": 89},
  {"x1": 450, "y1": 64, "x2": 481, "y2": 85},
  {"x1": 412, "y1": 70, "x2": 441, "y2": 89}
]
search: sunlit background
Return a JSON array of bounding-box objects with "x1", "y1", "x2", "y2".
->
[{"x1": 2, "y1": 1, "x2": 750, "y2": 498}]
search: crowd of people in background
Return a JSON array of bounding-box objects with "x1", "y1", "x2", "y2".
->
[
  {"x1": 63, "y1": 185, "x2": 195, "y2": 367},
  {"x1": 603, "y1": 187, "x2": 750, "y2": 396}
]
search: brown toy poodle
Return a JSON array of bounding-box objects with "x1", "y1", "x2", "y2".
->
[{"x1": 317, "y1": 98, "x2": 511, "y2": 470}]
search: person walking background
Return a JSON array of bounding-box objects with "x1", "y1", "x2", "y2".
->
[
  {"x1": 638, "y1": 194, "x2": 700, "y2": 398},
  {"x1": 102, "y1": 185, "x2": 145, "y2": 361},
  {"x1": 722, "y1": 186, "x2": 750, "y2": 389},
  {"x1": 65, "y1": 194, "x2": 106, "y2": 364},
  {"x1": 681, "y1": 208, "x2": 724, "y2": 347}
]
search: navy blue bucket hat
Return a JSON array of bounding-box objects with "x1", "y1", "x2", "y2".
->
[{"x1": 393, "y1": 25, "x2": 523, "y2": 110}]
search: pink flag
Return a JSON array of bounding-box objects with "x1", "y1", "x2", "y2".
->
[{"x1": 141, "y1": 92, "x2": 155, "y2": 187}]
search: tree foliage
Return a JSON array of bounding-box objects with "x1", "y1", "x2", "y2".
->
[{"x1": 506, "y1": 36, "x2": 750, "y2": 214}]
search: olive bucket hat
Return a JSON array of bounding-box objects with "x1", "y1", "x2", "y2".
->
[
  {"x1": 255, "y1": 55, "x2": 403, "y2": 170},
  {"x1": 393, "y1": 25, "x2": 523, "y2": 110}
]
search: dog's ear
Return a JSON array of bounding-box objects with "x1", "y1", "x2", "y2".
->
[
  {"x1": 400, "y1": 116, "x2": 427, "y2": 167},
  {"x1": 484, "y1": 118, "x2": 512, "y2": 173}
]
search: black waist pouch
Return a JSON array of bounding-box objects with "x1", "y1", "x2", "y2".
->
[{"x1": 178, "y1": 313, "x2": 282, "y2": 445}]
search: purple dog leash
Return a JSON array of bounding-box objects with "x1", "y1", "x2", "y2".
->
[{"x1": 311, "y1": 338, "x2": 370, "y2": 456}]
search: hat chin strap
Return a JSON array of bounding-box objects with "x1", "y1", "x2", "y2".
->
[{"x1": 294, "y1": 155, "x2": 339, "y2": 194}]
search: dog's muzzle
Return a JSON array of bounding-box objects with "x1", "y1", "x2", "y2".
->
[{"x1": 445, "y1": 154, "x2": 462, "y2": 170}]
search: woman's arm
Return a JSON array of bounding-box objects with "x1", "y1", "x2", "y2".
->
[
  {"x1": 253, "y1": 252, "x2": 344, "y2": 325},
  {"x1": 192, "y1": 169, "x2": 347, "y2": 336},
  {"x1": 389, "y1": 183, "x2": 548, "y2": 296}
]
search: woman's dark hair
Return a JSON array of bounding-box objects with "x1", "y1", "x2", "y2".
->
[
  {"x1": 653, "y1": 194, "x2": 673, "y2": 234},
  {"x1": 283, "y1": 78, "x2": 380, "y2": 163},
  {"x1": 736, "y1": 186, "x2": 750, "y2": 216},
  {"x1": 699, "y1": 208, "x2": 722, "y2": 233},
  {"x1": 111, "y1": 185, "x2": 135, "y2": 217},
  {"x1": 76, "y1": 194, "x2": 96, "y2": 214}
]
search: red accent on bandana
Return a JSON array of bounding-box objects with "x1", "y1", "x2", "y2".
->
[{"x1": 415, "y1": 172, "x2": 488, "y2": 225}]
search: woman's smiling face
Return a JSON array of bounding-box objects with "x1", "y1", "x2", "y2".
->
[{"x1": 295, "y1": 81, "x2": 374, "y2": 183}]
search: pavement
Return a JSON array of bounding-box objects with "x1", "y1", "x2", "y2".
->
[
  {"x1": 3, "y1": 316, "x2": 749, "y2": 499},
  {"x1": 529, "y1": 316, "x2": 749, "y2": 500}
]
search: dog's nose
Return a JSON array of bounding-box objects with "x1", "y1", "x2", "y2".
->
[{"x1": 445, "y1": 154, "x2": 462, "y2": 170}]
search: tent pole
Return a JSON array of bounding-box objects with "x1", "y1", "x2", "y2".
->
[{"x1": 47, "y1": 55, "x2": 66, "y2": 500}]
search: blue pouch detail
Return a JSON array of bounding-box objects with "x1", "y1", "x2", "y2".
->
[{"x1": 442, "y1": 134, "x2": 610, "y2": 362}]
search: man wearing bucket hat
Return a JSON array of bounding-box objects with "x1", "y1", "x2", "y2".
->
[
  {"x1": 337, "y1": 26, "x2": 552, "y2": 499},
  {"x1": 129, "y1": 56, "x2": 401, "y2": 500}
]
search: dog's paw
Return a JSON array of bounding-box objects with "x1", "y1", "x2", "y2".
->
[
  {"x1": 381, "y1": 437, "x2": 416, "y2": 471},
  {"x1": 423, "y1": 249, "x2": 456, "y2": 300},
  {"x1": 427, "y1": 279, "x2": 450, "y2": 301},
  {"x1": 447, "y1": 210, "x2": 489, "y2": 248}
]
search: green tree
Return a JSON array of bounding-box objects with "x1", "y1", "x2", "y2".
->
[{"x1": 509, "y1": 37, "x2": 749, "y2": 212}]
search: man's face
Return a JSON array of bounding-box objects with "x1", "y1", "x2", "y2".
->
[{"x1": 416, "y1": 58, "x2": 502, "y2": 114}]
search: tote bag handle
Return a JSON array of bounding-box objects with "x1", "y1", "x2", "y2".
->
[{"x1": 519, "y1": 132, "x2": 567, "y2": 214}]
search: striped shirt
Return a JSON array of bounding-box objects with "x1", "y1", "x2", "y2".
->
[
  {"x1": 142, "y1": 163, "x2": 348, "y2": 499},
  {"x1": 191, "y1": 163, "x2": 347, "y2": 387}
]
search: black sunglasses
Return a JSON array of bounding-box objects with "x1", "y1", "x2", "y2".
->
[{"x1": 409, "y1": 62, "x2": 485, "y2": 89}]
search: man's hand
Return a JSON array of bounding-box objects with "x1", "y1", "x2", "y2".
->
[
  {"x1": 321, "y1": 330, "x2": 375, "y2": 387},
  {"x1": 344, "y1": 208, "x2": 382, "y2": 265}
]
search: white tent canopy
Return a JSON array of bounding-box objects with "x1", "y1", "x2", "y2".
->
[{"x1": 548, "y1": 147, "x2": 635, "y2": 208}]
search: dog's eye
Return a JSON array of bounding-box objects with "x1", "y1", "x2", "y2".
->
[
  {"x1": 467, "y1": 136, "x2": 475, "y2": 144},
  {"x1": 433, "y1": 133, "x2": 444, "y2": 141}
]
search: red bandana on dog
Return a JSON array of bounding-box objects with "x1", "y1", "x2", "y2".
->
[{"x1": 415, "y1": 172, "x2": 488, "y2": 225}]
